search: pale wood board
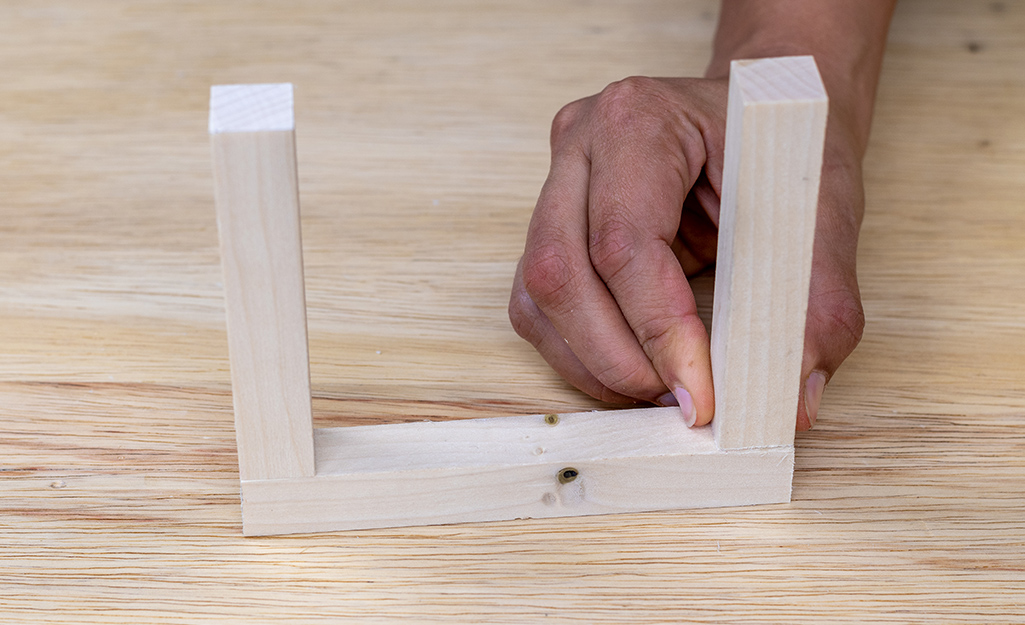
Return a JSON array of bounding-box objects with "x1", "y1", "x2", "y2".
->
[
  {"x1": 711, "y1": 56, "x2": 827, "y2": 449},
  {"x1": 210, "y1": 84, "x2": 315, "y2": 481},
  {"x1": 2, "y1": 0, "x2": 1024, "y2": 623},
  {"x1": 243, "y1": 408, "x2": 792, "y2": 535}
]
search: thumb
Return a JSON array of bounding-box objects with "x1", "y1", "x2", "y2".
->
[{"x1": 797, "y1": 280, "x2": 866, "y2": 430}]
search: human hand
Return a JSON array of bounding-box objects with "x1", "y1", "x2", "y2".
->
[{"x1": 508, "y1": 76, "x2": 865, "y2": 430}]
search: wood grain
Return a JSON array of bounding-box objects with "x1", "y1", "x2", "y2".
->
[
  {"x1": 711, "y1": 56, "x2": 827, "y2": 449},
  {"x1": 211, "y1": 84, "x2": 315, "y2": 481},
  {"x1": 1, "y1": 0, "x2": 1024, "y2": 622},
  {"x1": 243, "y1": 408, "x2": 792, "y2": 535}
]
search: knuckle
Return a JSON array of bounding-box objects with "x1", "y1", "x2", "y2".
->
[
  {"x1": 594, "y1": 76, "x2": 663, "y2": 131},
  {"x1": 634, "y1": 314, "x2": 679, "y2": 361},
  {"x1": 550, "y1": 101, "x2": 582, "y2": 146},
  {"x1": 635, "y1": 309, "x2": 705, "y2": 373},
  {"x1": 588, "y1": 218, "x2": 638, "y2": 285},
  {"x1": 520, "y1": 244, "x2": 579, "y2": 311},
  {"x1": 812, "y1": 288, "x2": 866, "y2": 356},
  {"x1": 593, "y1": 359, "x2": 659, "y2": 399},
  {"x1": 507, "y1": 285, "x2": 540, "y2": 342},
  {"x1": 600, "y1": 76, "x2": 656, "y2": 104}
]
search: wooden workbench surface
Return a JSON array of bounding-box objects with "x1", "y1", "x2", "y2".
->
[{"x1": 2, "y1": 1, "x2": 1023, "y2": 622}]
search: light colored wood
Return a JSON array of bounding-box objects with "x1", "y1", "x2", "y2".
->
[
  {"x1": 216, "y1": 77, "x2": 802, "y2": 535},
  {"x1": 711, "y1": 56, "x2": 828, "y2": 450},
  {"x1": 3, "y1": 0, "x2": 1025, "y2": 622},
  {"x1": 241, "y1": 408, "x2": 792, "y2": 535},
  {"x1": 210, "y1": 84, "x2": 315, "y2": 481}
]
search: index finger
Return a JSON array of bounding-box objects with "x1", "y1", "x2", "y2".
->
[
  {"x1": 521, "y1": 142, "x2": 669, "y2": 402},
  {"x1": 586, "y1": 82, "x2": 715, "y2": 426}
]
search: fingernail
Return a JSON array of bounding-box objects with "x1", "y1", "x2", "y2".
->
[
  {"x1": 656, "y1": 391, "x2": 679, "y2": 407},
  {"x1": 804, "y1": 371, "x2": 826, "y2": 428},
  {"x1": 674, "y1": 387, "x2": 697, "y2": 427}
]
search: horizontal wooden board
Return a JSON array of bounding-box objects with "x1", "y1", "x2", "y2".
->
[{"x1": 240, "y1": 407, "x2": 793, "y2": 535}]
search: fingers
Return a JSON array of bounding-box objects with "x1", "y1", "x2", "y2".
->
[
  {"x1": 796, "y1": 157, "x2": 867, "y2": 430},
  {"x1": 511, "y1": 77, "x2": 728, "y2": 424},
  {"x1": 512, "y1": 74, "x2": 866, "y2": 436},
  {"x1": 517, "y1": 115, "x2": 668, "y2": 403},
  {"x1": 798, "y1": 277, "x2": 865, "y2": 430},
  {"x1": 585, "y1": 79, "x2": 715, "y2": 426},
  {"x1": 508, "y1": 260, "x2": 641, "y2": 405}
]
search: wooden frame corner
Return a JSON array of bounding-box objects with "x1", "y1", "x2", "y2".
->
[{"x1": 210, "y1": 57, "x2": 828, "y2": 536}]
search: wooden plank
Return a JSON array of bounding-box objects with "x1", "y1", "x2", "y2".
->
[
  {"x1": 710, "y1": 56, "x2": 828, "y2": 450},
  {"x1": 239, "y1": 407, "x2": 793, "y2": 535},
  {"x1": 210, "y1": 84, "x2": 316, "y2": 481}
]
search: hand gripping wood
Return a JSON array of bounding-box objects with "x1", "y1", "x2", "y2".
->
[{"x1": 210, "y1": 56, "x2": 828, "y2": 536}]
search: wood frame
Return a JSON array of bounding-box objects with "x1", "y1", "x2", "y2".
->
[{"x1": 209, "y1": 56, "x2": 828, "y2": 536}]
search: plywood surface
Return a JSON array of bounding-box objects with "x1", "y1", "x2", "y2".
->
[{"x1": 1, "y1": 1, "x2": 1023, "y2": 622}]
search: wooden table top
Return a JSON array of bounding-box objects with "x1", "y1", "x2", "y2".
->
[{"x1": 2, "y1": 1, "x2": 1023, "y2": 622}]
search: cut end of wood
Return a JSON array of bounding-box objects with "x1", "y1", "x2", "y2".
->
[
  {"x1": 209, "y1": 83, "x2": 294, "y2": 134},
  {"x1": 730, "y1": 56, "x2": 827, "y2": 104}
]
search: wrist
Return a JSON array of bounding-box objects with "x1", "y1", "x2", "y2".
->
[{"x1": 703, "y1": 0, "x2": 895, "y2": 158}]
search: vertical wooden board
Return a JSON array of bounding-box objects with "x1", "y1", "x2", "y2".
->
[
  {"x1": 711, "y1": 57, "x2": 828, "y2": 450},
  {"x1": 210, "y1": 84, "x2": 315, "y2": 480}
]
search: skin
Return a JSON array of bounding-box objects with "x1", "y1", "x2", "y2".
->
[{"x1": 509, "y1": 0, "x2": 897, "y2": 429}]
